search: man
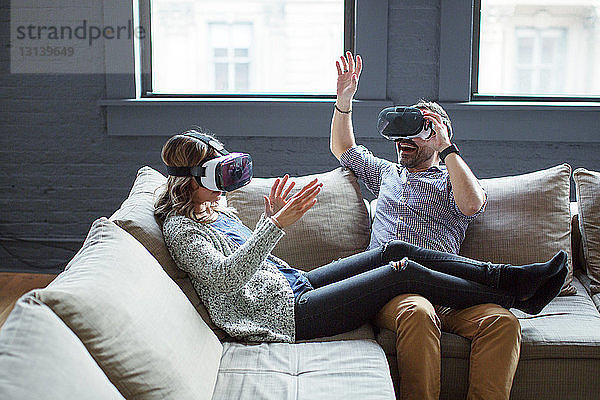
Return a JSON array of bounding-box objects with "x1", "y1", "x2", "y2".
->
[{"x1": 330, "y1": 52, "x2": 521, "y2": 400}]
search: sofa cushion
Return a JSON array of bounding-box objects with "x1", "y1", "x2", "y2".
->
[
  {"x1": 447, "y1": 275, "x2": 600, "y2": 400},
  {"x1": 377, "y1": 276, "x2": 600, "y2": 360},
  {"x1": 571, "y1": 203, "x2": 586, "y2": 272},
  {"x1": 573, "y1": 168, "x2": 600, "y2": 294},
  {"x1": 460, "y1": 164, "x2": 575, "y2": 294},
  {"x1": 110, "y1": 166, "x2": 228, "y2": 340},
  {"x1": 226, "y1": 167, "x2": 371, "y2": 271},
  {"x1": 213, "y1": 340, "x2": 394, "y2": 400},
  {"x1": 0, "y1": 295, "x2": 125, "y2": 400},
  {"x1": 35, "y1": 217, "x2": 223, "y2": 400},
  {"x1": 378, "y1": 277, "x2": 600, "y2": 399},
  {"x1": 575, "y1": 270, "x2": 600, "y2": 311}
]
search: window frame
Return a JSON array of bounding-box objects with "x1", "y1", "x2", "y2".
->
[
  {"x1": 101, "y1": 0, "x2": 391, "y2": 137},
  {"x1": 438, "y1": 0, "x2": 599, "y2": 144},
  {"x1": 138, "y1": 0, "x2": 356, "y2": 99},
  {"x1": 469, "y1": 0, "x2": 600, "y2": 102}
]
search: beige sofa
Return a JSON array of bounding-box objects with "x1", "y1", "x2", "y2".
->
[{"x1": 1, "y1": 164, "x2": 599, "y2": 400}]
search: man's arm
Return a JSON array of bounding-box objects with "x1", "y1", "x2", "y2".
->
[
  {"x1": 420, "y1": 111, "x2": 486, "y2": 217},
  {"x1": 330, "y1": 52, "x2": 362, "y2": 160},
  {"x1": 444, "y1": 153, "x2": 487, "y2": 217}
]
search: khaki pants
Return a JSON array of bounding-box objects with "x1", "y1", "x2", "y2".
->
[{"x1": 375, "y1": 294, "x2": 521, "y2": 400}]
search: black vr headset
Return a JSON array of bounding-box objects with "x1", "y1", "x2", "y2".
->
[
  {"x1": 377, "y1": 106, "x2": 452, "y2": 141},
  {"x1": 165, "y1": 132, "x2": 253, "y2": 192}
]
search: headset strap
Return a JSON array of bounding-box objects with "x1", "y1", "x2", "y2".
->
[
  {"x1": 166, "y1": 165, "x2": 206, "y2": 177},
  {"x1": 182, "y1": 132, "x2": 229, "y2": 155},
  {"x1": 165, "y1": 132, "x2": 229, "y2": 177}
]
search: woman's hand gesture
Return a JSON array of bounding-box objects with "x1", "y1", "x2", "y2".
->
[
  {"x1": 265, "y1": 178, "x2": 322, "y2": 229},
  {"x1": 263, "y1": 174, "x2": 296, "y2": 218}
]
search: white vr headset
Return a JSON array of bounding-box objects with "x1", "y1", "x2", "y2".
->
[{"x1": 166, "y1": 133, "x2": 253, "y2": 192}]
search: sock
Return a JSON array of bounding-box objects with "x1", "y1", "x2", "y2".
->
[
  {"x1": 498, "y1": 250, "x2": 567, "y2": 301},
  {"x1": 513, "y1": 262, "x2": 568, "y2": 315}
]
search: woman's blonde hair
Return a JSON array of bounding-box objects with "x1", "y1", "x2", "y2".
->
[{"x1": 154, "y1": 130, "x2": 236, "y2": 224}]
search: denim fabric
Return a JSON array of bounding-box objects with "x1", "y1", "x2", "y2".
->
[{"x1": 294, "y1": 241, "x2": 514, "y2": 340}]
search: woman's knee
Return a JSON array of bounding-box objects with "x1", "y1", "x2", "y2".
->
[{"x1": 381, "y1": 240, "x2": 413, "y2": 263}]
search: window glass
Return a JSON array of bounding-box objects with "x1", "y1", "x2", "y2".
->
[
  {"x1": 150, "y1": 0, "x2": 345, "y2": 95},
  {"x1": 477, "y1": 0, "x2": 600, "y2": 97}
]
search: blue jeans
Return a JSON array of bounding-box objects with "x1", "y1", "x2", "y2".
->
[{"x1": 294, "y1": 240, "x2": 515, "y2": 340}]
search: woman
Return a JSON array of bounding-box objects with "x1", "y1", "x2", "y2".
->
[{"x1": 155, "y1": 131, "x2": 568, "y2": 343}]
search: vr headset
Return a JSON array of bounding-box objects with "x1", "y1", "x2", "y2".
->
[
  {"x1": 166, "y1": 133, "x2": 253, "y2": 192},
  {"x1": 377, "y1": 106, "x2": 437, "y2": 141}
]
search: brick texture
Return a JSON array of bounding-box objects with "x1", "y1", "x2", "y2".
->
[{"x1": 1, "y1": 0, "x2": 599, "y2": 273}]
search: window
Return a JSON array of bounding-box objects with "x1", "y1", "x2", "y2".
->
[
  {"x1": 146, "y1": 0, "x2": 350, "y2": 96},
  {"x1": 102, "y1": 0, "x2": 388, "y2": 137},
  {"x1": 514, "y1": 27, "x2": 566, "y2": 94},
  {"x1": 209, "y1": 23, "x2": 252, "y2": 92},
  {"x1": 473, "y1": 0, "x2": 600, "y2": 99}
]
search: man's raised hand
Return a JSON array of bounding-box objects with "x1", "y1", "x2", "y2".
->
[{"x1": 335, "y1": 51, "x2": 362, "y2": 110}]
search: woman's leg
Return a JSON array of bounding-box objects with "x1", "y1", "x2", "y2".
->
[
  {"x1": 304, "y1": 247, "x2": 384, "y2": 288},
  {"x1": 381, "y1": 241, "x2": 567, "y2": 299},
  {"x1": 381, "y1": 240, "x2": 502, "y2": 286},
  {"x1": 295, "y1": 258, "x2": 515, "y2": 340}
]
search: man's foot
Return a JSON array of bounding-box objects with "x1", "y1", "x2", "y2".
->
[
  {"x1": 500, "y1": 250, "x2": 568, "y2": 301},
  {"x1": 513, "y1": 262, "x2": 568, "y2": 315}
]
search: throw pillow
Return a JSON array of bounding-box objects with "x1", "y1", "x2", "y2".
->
[
  {"x1": 573, "y1": 168, "x2": 600, "y2": 294},
  {"x1": 0, "y1": 296, "x2": 125, "y2": 400},
  {"x1": 36, "y1": 218, "x2": 223, "y2": 400},
  {"x1": 226, "y1": 167, "x2": 371, "y2": 271},
  {"x1": 110, "y1": 166, "x2": 228, "y2": 340},
  {"x1": 460, "y1": 164, "x2": 576, "y2": 295}
]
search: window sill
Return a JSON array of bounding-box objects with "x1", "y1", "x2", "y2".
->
[
  {"x1": 100, "y1": 98, "x2": 391, "y2": 137},
  {"x1": 99, "y1": 97, "x2": 339, "y2": 106},
  {"x1": 440, "y1": 101, "x2": 600, "y2": 142},
  {"x1": 442, "y1": 101, "x2": 600, "y2": 112}
]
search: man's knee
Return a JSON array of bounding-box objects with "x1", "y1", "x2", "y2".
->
[
  {"x1": 493, "y1": 310, "x2": 521, "y2": 341},
  {"x1": 376, "y1": 294, "x2": 440, "y2": 336},
  {"x1": 475, "y1": 307, "x2": 522, "y2": 345}
]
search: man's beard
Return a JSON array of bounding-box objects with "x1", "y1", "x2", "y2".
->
[{"x1": 397, "y1": 141, "x2": 436, "y2": 170}]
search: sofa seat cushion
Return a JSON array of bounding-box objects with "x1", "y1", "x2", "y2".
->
[
  {"x1": 0, "y1": 295, "x2": 125, "y2": 400},
  {"x1": 213, "y1": 340, "x2": 395, "y2": 400},
  {"x1": 35, "y1": 217, "x2": 223, "y2": 400},
  {"x1": 512, "y1": 276, "x2": 600, "y2": 359},
  {"x1": 376, "y1": 276, "x2": 600, "y2": 361},
  {"x1": 299, "y1": 323, "x2": 375, "y2": 342}
]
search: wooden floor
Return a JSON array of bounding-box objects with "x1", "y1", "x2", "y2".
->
[{"x1": 0, "y1": 272, "x2": 57, "y2": 329}]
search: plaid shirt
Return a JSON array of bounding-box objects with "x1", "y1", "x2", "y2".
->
[{"x1": 340, "y1": 145, "x2": 485, "y2": 254}]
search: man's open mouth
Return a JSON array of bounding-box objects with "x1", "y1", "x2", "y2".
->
[{"x1": 397, "y1": 140, "x2": 418, "y2": 155}]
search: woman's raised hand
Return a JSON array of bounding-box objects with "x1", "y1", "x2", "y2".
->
[
  {"x1": 266, "y1": 178, "x2": 322, "y2": 229},
  {"x1": 336, "y1": 51, "x2": 362, "y2": 109},
  {"x1": 263, "y1": 174, "x2": 296, "y2": 218}
]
